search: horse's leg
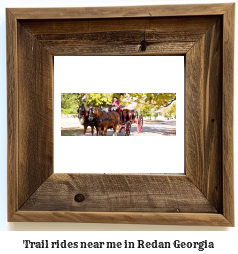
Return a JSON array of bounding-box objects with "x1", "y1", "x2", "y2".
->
[
  {"x1": 99, "y1": 126, "x2": 104, "y2": 136},
  {"x1": 96, "y1": 126, "x2": 100, "y2": 136},
  {"x1": 91, "y1": 126, "x2": 94, "y2": 136},
  {"x1": 84, "y1": 126, "x2": 87, "y2": 136},
  {"x1": 113, "y1": 124, "x2": 117, "y2": 136},
  {"x1": 104, "y1": 125, "x2": 107, "y2": 136}
]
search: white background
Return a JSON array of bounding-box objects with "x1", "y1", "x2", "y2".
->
[
  {"x1": 55, "y1": 56, "x2": 184, "y2": 174},
  {"x1": 0, "y1": 0, "x2": 237, "y2": 252}
]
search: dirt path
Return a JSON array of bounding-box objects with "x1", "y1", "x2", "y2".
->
[{"x1": 61, "y1": 116, "x2": 176, "y2": 136}]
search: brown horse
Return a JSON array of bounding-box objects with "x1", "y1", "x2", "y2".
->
[
  {"x1": 88, "y1": 106, "x2": 120, "y2": 136},
  {"x1": 121, "y1": 109, "x2": 132, "y2": 122},
  {"x1": 78, "y1": 104, "x2": 99, "y2": 136},
  {"x1": 110, "y1": 106, "x2": 131, "y2": 123}
]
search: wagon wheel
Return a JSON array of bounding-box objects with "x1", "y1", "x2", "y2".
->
[
  {"x1": 137, "y1": 114, "x2": 143, "y2": 133},
  {"x1": 125, "y1": 121, "x2": 131, "y2": 136}
]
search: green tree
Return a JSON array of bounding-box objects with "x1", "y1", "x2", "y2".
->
[
  {"x1": 61, "y1": 93, "x2": 176, "y2": 114},
  {"x1": 160, "y1": 102, "x2": 176, "y2": 119},
  {"x1": 138, "y1": 104, "x2": 152, "y2": 119},
  {"x1": 170, "y1": 102, "x2": 176, "y2": 119},
  {"x1": 83, "y1": 93, "x2": 112, "y2": 107},
  {"x1": 61, "y1": 93, "x2": 83, "y2": 114},
  {"x1": 127, "y1": 93, "x2": 176, "y2": 109}
]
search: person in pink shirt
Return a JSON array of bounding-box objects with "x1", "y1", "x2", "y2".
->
[
  {"x1": 109, "y1": 97, "x2": 123, "y2": 122},
  {"x1": 109, "y1": 97, "x2": 123, "y2": 111}
]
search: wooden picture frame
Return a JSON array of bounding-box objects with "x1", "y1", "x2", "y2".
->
[{"x1": 7, "y1": 3, "x2": 234, "y2": 226}]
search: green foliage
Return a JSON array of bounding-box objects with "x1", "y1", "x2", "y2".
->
[
  {"x1": 170, "y1": 102, "x2": 176, "y2": 118},
  {"x1": 160, "y1": 102, "x2": 176, "y2": 119},
  {"x1": 61, "y1": 93, "x2": 82, "y2": 114},
  {"x1": 127, "y1": 93, "x2": 176, "y2": 109},
  {"x1": 61, "y1": 93, "x2": 176, "y2": 114},
  {"x1": 85, "y1": 93, "x2": 114, "y2": 107}
]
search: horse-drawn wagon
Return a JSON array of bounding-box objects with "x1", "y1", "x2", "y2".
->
[
  {"x1": 109, "y1": 106, "x2": 143, "y2": 136},
  {"x1": 78, "y1": 104, "x2": 143, "y2": 136}
]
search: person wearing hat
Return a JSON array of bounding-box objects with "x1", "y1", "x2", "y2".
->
[
  {"x1": 111, "y1": 97, "x2": 120, "y2": 108},
  {"x1": 109, "y1": 97, "x2": 123, "y2": 122},
  {"x1": 109, "y1": 96, "x2": 122, "y2": 109}
]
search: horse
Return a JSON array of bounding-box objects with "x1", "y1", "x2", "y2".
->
[
  {"x1": 88, "y1": 106, "x2": 120, "y2": 136},
  {"x1": 78, "y1": 104, "x2": 98, "y2": 136},
  {"x1": 110, "y1": 106, "x2": 132, "y2": 123},
  {"x1": 120, "y1": 108, "x2": 132, "y2": 122}
]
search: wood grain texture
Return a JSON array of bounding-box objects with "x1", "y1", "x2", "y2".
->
[
  {"x1": 19, "y1": 17, "x2": 218, "y2": 56},
  {"x1": 11, "y1": 211, "x2": 232, "y2": 226},
  {"x1": 38, "y1": 41, "x2": 193, "y2": 56},
  {"x1": 222, "y1": 4, "x2": 235, "y2": 226},
  {"x1": 18, "y1": 23, "x2": 54, "y2": 208},
  {"x1": 186, "y1": 18, "x2": 223, "y2": 212},
  {"x1": 7, "y1": 9, "x2": 18, "y2": 221},
  {"x1": 8, "y1": 4, "x2": 233, "y2": 19},
  {"x1": 20, "y1": 16, "x2": 218, "y2": 34},
  {"x1": 20, "y1": 174, "x2": 217, "y2": 213}
]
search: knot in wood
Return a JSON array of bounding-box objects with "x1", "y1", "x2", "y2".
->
[
  {"x1": 140, "y1": 40, "x2": 148, "y2": 51},
  {"x1": 74, "y1": 193, "x2": 85, "y2": 202}
]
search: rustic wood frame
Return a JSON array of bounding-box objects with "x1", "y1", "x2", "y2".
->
[{"x1": 7, "y1": 4, "x2": 234, "y2": 226}]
